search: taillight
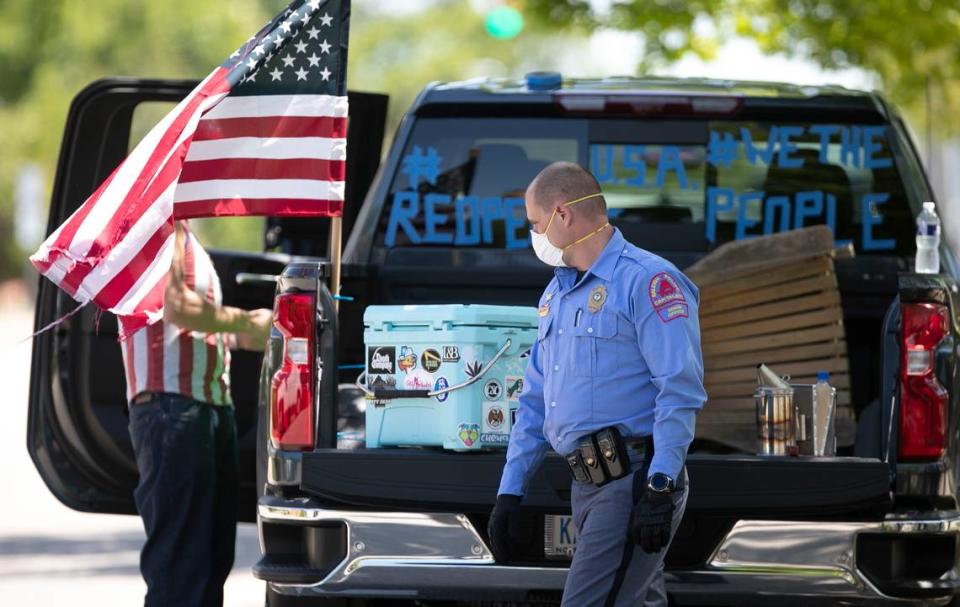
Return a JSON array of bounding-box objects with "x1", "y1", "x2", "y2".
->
[
  {"x1": 899, "y1": 302, "x2": 949, "y2": 460},
  {"x1": 270, "y1": 292, "x2": 316, "y2": 451}
]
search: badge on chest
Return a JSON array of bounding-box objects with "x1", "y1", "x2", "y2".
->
[{"x1": 588, "y1": 284, "x2": 607, "y2": 313}]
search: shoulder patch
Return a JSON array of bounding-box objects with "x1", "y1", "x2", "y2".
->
[{"x1": 649, "y1": 271, "x2": 688, "y2": 323}]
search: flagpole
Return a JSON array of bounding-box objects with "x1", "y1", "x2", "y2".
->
[{"x1": 329, "y1": 215, "x2": 343, "y2": 312}]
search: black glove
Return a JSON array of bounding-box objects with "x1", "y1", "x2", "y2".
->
[
  {"x1": 630, "y1": 488, "x2": 675, "y2": 554},
  {"x1": 488, "y1": 494, "x2": 523, "y2": 562}
]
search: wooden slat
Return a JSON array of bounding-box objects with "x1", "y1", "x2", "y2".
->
[
  {"x1": 703, "y1": 341, "x2": 848, "y2": 371},
  {"x1": 705, "y1": 376, "x2": 850, "y2": 398},
  {"x1": 702, "y1": 308, "x2": 842, "y2": 341},
  {"x1": 702, "y1": 397, "x2": 855, "y2": 412},
  {"x1": 704, "y1": 357, "x2": 849, "y2": 385},
  {"x1": 703, "y1": 325, "x2": 844, "y2": 357},
  {"x1": 685, "y1": 225, "x2": 836, "y2": 287},
  {"x1": 698, "y1": 256, "x2": 833, "y2": 301},
  {"x1": 701, "y1": 291, "x2": 842, "y2": 330},
  {"x1": 700, "y1": 273, "x2": 838, "y2": 315}
]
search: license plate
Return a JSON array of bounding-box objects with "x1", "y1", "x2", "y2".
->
[{"x1": 544, "y1": 515, "x2": 578, "y2": 559}]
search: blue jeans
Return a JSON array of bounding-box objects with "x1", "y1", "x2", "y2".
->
[{"x1": 128, "y1": 393, "x2": 238, "y2": 607}]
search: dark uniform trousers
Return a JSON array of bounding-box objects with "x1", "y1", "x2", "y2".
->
[
  {"x1": 562, "y1": 452, "x2": 688, "y2": 607},
  {"x1": 128, "y1": 393, "x2": 238, "y2": 607}
]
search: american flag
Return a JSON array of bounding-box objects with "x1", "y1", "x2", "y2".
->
[{"x1": 30, "y1": 0, "x2": 349, "y2": 338}]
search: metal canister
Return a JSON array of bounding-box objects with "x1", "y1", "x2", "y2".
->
[{"x1": 755, "y1": 386, "x2": 798, "y2": 456}]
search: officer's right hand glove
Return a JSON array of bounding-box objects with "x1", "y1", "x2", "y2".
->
[{"x1": 487, "y1": 494, "x2": 523, "y2": 562}]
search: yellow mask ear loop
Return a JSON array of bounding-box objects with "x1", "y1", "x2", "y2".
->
[{"x1": 543, "y1": 192, "x2": 604, "y2": 233}]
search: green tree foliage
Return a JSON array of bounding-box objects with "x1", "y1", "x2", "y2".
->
[{"x1": 524, "y1": 0, "x2": 960, "y2": 127}]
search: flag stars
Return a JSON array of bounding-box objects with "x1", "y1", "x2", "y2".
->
[
  {"x1": 300, "y1": 11, "x2": 311, "y2": 25},
  {"x1": 306, "y1": 26, "x2": 320, "y2": 40},
  {"x1": 246, "y1": 57, "x2": 259, "y2": 69},
  {"x1": 281, "y1": 55, "x2": 295, "y2": 68},
  {"x1": 307, "y1": 0, "x2": 321, "y2": 10},
  {"x1": 318, "y1": 39, "x2": 332, "y2": 54},
  {"x1": 307, "y1": 53, "x2": 321, "y2": 67},
  {"x1": 295, "y1": 67, "x2": 309, "y2": 81},
  {"x1": 294, "y1": 40, "x2": 309, "y2": 54},
  {"x1": 270, "y1": 67, "x2": 283, "y2": 81},
  {"x1": 252, "y1": 44, "x2": 265, "y2": 56},
  {"x1": 319, "y1": 13, "x2": 333, "y2": 27},
  {"x1": 319, "y1": 66, "x2": 331, "y2": 81},
  {"x1": 279, "y1": 20, "x2": 292, "y2": 33}
]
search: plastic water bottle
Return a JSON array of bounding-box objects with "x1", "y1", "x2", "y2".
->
[
  {"x1": 813, "y1": 371, "x2": 835, "y2": 456},
  {"x1": 915, "y1": 201, "x2": 941, "y2": 274}
]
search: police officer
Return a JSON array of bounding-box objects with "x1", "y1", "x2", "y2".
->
[{"x1": 489, "y1": 162, "x2": 706, "y2": 606}]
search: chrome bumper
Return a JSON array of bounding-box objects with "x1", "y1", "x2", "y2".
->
[{"x1": 258, "y1": 501, "x2": 960, "y2": 604}]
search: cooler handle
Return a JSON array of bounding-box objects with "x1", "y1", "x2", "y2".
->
[{"x1": 355, "y1": 338, "x2": 513, "y2": 401}]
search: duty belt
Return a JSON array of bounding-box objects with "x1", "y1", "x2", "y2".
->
[{"x1": 564, "y1": 427, "x2": 653, "y2": 487}]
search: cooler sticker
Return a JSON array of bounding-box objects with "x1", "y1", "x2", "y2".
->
[
  {"x1": 398, "y1": 346, "x2": 418, "y2": 373},
  {"x1": 442, "y1": 346, "x2": 460, "y2": 362},
  {"x1": 404, "y1": 369, "x2": 433, "y2": 390},
  {"x1": 483, "y1": 402, "x2": 508, "y2": 433},
  {"x1": 588, "y1": 284, "x2": 607, "y2": 313},
  {"x1": 505, "y1": 376, "x2": 523, "y2": 402},
  {"x1": 370, "y1": 375, "x2": 397, "y2": 389},
  {"x1": 648, "y1": 272, "x2": 686, "y2": 310},
  {"x1": 421, "y1": 348, "x2": 442, "y2": 373},
  {"x1": 519, "y1": 348, "x2": 531, "y2": 360},
  {"x1": 657, "y1": 302, "x2": 689, "y2": 322},
  {"x1": 434, "y1": 377, "x2": 449, "y2": 402},
  {"x1": 465, "y1": 360, "x2": 482, "y2": 378},
  {"x1": 484, "y1": 379, "x2": 503, "y2": 400},
  {"x1": 511, "y1": 408, "x2": 518, "y2": 426},
  {"x1": 367, "y1": 346, "x2": 396, "y2": 375},
  {"x1": 480, "y1": 433, "x2": 509, "y2": 445},
  {"x1": 458, "y1": 423, "x2": 480, "y2": 447},
  {"x1": 538, "y1": 304, "x2": 550, "y2": 317}
]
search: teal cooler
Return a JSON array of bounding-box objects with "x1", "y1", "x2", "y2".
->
[{"x1": 363, "y1": 304, "x2": 538, "y2": 451}]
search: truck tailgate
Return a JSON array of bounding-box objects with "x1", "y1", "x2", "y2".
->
[{"x1": 300, "y1": 450, "x2": 892, "y2": 516}]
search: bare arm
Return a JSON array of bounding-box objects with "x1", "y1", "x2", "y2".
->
[{"x1": 164, "y1": 222, "x2": 272, "y2": 351}]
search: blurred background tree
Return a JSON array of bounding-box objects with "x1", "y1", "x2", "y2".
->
[
  {"x1": 524, "y1": 0, "x2": 960, "y2": 133},
  {"x1": 1, "y1": 0, "x2": 957, "y2": 283}
]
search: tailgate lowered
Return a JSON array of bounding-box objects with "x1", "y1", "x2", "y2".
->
[{"x1": 300, "y1": 450, "x2": 892, "y2": 516}]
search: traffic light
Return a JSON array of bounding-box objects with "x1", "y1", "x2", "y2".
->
[{"x1": 485, "y1": 5, "x2": 524, "y2": 39}]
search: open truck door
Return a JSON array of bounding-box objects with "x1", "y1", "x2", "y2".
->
[{"x1": 28, "y1": 78, "x2": 388, "y2": 521}]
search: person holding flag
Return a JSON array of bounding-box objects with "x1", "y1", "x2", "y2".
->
[
  {"x1": 28, "y1": 0, "x2": 352, "y2": 604},
  {"x1": 126, "y1": 220, "x2": 271, "y2": 605}
]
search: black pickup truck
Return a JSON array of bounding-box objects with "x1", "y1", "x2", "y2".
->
[{"x1": 29, "y1": 74, "x2": 960, "y2": 606}]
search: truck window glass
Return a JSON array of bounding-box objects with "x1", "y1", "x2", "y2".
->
[
  {"x1": 704, "y1": 121, "x2": 913, "y2": 254},
  {"x1": 377, "y1": 117, "x2": 913, "y2": 255},
  {"x1": 378, "y1": 118, "x2": 586, "y2": 249}
]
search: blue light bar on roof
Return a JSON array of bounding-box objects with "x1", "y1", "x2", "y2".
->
[{"x1": 526, "y1": 71, "x2": 562, "y2": 91}]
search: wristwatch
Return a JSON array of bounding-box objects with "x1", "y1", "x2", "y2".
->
[{"x1": 647, "y1": 472, "x2": 675, "y2": 493}]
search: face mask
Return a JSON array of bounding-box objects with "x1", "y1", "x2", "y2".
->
[{"x1": 530, "y1": 192, "x2": 609, "y2": 267}]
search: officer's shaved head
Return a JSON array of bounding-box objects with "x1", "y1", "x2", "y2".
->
[{"x1": 527, "y1": 162, "x2": 606, "y2": 216}]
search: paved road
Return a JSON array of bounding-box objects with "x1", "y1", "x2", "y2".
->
[{"x1": 0, "y1": 294, "x2": 264, "y2": 606}]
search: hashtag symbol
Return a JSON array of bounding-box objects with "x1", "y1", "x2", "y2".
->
[
  {"x1": 401, "y1": 145, "x2": 442, "y2": 189},
  {"x1": 706, "y1": 131, "x2": 739, "y2": 168}
]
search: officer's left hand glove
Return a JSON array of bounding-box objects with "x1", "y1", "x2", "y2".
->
[{"x1": 630, "y1": 489, "x2": 675, "y2": 554}]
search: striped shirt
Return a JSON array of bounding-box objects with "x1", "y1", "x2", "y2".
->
[{"x1": 121, "y1": 228, "x2": 232, "y2": 406}]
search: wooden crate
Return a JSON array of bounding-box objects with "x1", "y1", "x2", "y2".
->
[{"x1": 684, "y1": 226, "x2": 853, "y2": 452}]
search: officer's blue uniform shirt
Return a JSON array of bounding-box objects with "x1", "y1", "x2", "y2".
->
[{"x1": 498, "y1": 228, "x2": 707, "y2": 496}]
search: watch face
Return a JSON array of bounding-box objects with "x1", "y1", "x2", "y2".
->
[{"x1": 649, "y1": 473, "x2": 671, "y2": 492}]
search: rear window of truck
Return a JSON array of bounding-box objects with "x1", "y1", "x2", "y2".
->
[{"x1": 376, "y1": 116, "x2": 914, "y2": 255}]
